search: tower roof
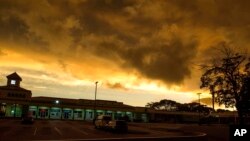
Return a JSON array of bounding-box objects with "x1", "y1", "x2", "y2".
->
[{"x1": 6, "y1": 72, "x2": 22, "y2": 81}]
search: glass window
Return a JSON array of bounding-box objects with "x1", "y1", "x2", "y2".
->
[{"x1": 11, "y1": 80, "x2": 16, "y2": 85}]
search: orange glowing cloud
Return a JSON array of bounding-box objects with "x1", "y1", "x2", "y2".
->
[{"x1": 1, "y1": 0, "x2": 250, "y2": 106}]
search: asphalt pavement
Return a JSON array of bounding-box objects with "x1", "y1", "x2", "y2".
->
[{"x1": 0, "y1": 119, "x2": 227, "y2": 141}]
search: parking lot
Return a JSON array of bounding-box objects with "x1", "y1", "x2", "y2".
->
[{"x1": 0, "y1": 119, "x2": 227, "y2": 141}]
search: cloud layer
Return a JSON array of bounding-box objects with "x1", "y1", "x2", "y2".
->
[{"x1": 1, "y1": 0, "x2": 250, "y2": 96}]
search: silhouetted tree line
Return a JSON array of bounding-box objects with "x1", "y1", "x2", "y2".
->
[
  {"x1": 216, "y1": 108, "x2": 231, "y2": 113},
  {"x1": 146, "y1": 99, "x2": 214, "y2": 114}
]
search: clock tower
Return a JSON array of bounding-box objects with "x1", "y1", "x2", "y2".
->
[{"x1": 6, "y1": 72, "x2": 22, "y2": 87}]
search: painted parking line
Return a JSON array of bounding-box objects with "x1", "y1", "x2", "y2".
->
[
  {"x1": 70, "y1": 126, "x2": 88, "y2": 135},
  {"x1": 2, "y1": 127, "x2": 13, "y2": 136},
  {"x1": 86, "y1": 126, "x2": 96, "y2": 131},
  {"x1": 33, "y1": 127, "x2": 37, "y2": 136},
  {"x1": 54, "y1": 127, "x2": 63, "y2": 136}
]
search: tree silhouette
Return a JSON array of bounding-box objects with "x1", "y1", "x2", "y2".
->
[
  {"x1": 146, "y1": 99, "x2": 179, "y2": 111},
  {"x1": 200, "y1": 45, "x2": 250, "y2": 124},
  {"x1": 146, "y1": 99, "x2": 213, "y2": 113}
]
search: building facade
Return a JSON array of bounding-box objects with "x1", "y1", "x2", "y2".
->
[{"x1": 0, "y1": 72, "x2": 148, "y2": 122}]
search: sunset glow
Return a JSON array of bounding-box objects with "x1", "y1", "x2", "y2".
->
[{"x1": 1, "y1": 0, "x2": 249, "y2": 108}]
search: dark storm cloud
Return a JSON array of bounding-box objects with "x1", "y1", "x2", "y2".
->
[
  {"x1": 62, "y1": 0, "x2": 199, "y2": 84},
  {"x1": 1, "y1": 0, "x2": 250, "y2": 86},
  {"x1": 106, "y1": 82, "x2": 128, "y2": 91},
  {"x1": 0, "y1": 15, "x2": 28, "y2": 39},
  {"x1": 123, "y1": 38, "x2": 198, "y2": 84},
  {"x1": 167, "y1": 0, "x2": 250, "y2": 27},
  {"x1": 0, "y1": 14, "x2": 49, "y2": 52}
]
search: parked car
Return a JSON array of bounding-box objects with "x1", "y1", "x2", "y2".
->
[
  {"x1": 94, "y1": 115, "x2": 112, "y2": 128},
  {"x1": 21, "y1": 113, "x2": 34, "y2": 124},
  {"x1": 94, "y1": 115, "x2": 128, "y2": 133}
]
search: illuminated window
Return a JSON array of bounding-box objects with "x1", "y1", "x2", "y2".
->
[{"x1": 11, "y1": 80, "x2": 16, "y2": 85}]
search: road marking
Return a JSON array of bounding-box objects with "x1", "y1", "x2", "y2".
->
[
  {"x1": 86, "y1": 126, "x2": 95, "y2": 131},
  {"x1": 3, "y1": 128, "x2": 13, "y2": 136},
  {"x1": 54, "y1": 127, "x2": 62, "y2": 136},
  {"x1": 70, "y1": 127, "x2": 88, "y2": 135},
  {"x1": 33, "y1": 127, "x2": 37, "y2": 136}
]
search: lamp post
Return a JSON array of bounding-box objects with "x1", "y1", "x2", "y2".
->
[
  {"x1": 197, "y1": 92, "x2": 201, "y2": 124},
  {"x1": 212, "y1": 92, "x2": 215, "y2": 111},
  {"x1": 94, "y1": 81, "x2": 98, "y2": 119},
  {"x1": 210, "y1": 85, "x2": 215, "y2": 111}
]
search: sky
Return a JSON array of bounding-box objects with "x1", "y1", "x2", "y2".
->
[{"x1": 0, "y1": 0, "x2": 250, "y2": 107}]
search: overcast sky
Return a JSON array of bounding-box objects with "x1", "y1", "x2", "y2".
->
[{"x1": 0, "y1": 0, "x2": 249, "y2": 107}]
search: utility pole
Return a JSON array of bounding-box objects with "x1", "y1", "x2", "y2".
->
[
  {"x1": 211, "y1": 85, "x2": 215, "y2": 111},
  {"x1": 197, "y1": 93, "x2": 201, "y2": 125},
  {"x1": 94, "y1": 81, "x2": 98, "y2": 119},
  {"x1": 212, "y1": 92, "x2": 215, "y2": 111}
]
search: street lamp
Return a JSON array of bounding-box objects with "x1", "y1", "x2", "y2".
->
[
  {"x1": 94, "y1": 81, "x2": 98, "y2": 119},
  {"x1": 197, "y1": 92, "x2": 202, "y2": 124},
  {"x1": 55, "y1": 100, "x2": 60, "y2": 104}
]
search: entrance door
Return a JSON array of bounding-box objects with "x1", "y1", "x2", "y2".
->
[
  {"x1": 40, "y1": 110, "x2": 46, "y2": 118},
  {"x1": 39, "y1": 109, "x2": 48, "y2": 118},
  {"x1": 64, "y1": 112, "x2": 69, "y2": 119}
]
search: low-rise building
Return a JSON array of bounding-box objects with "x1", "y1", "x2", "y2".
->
[{"x1": 0, "y1": 72, "x2": 148, "y2": 122}]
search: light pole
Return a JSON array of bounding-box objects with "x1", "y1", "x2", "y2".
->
[
  {"x1": 94, "y1": 81, "x2": 98, "y2": 119},
  {"x1": 212, "y1": 92, "x2": 215, "y2": 111},
  {"x1": 211, "y1": 85, "x2": 215, "y2": 111},
  {"x1": 197, "y1": 92, "x2": 201, "y2": 124}
]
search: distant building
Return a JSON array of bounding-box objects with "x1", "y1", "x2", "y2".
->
[{"x1": 0, "y1": 72, "x2": 148, "y2": 122}]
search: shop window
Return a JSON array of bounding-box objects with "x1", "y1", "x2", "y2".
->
[
  {"x1": 74, "y1": 111, "x2": 82, "y2": 118},
  {"x1": 7, "y1": 93, "x2": 26, "y2": 98},
  {"x1": 89, "y1": 112, "x2": 92, "y2": 118},
  {"x1": 39, "y1": 109, "x2": 49, "y2": 117}
]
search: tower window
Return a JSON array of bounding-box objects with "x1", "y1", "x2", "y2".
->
[{"x1": 11, "y1": 80, "x2": 16, "y2": 85}]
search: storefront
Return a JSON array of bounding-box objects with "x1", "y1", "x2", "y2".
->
[
  {"x1": 73, "y1": 109, "x2": 84, "y2": 120},
  {"x1": 4, "y1": 104, "x2": 22, "y2": 117},
  {"x1": 50, "y1": 107, "x2": 61, "y2": 119},
  {"x1": 37, "y1": 106, "x2": 49, "y2": 119},
  {"x1": 0, "y1": 72, "x2": 149, "y2": 122}
]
